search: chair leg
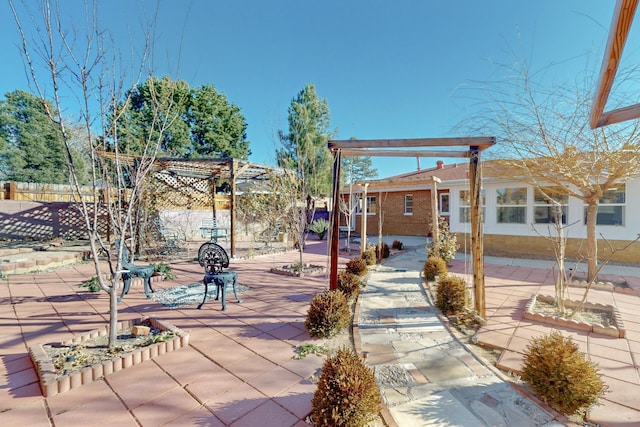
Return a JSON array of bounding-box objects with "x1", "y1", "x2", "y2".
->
[
  {"x1": 118, "y1": 276, "x2": 131, "y2": 302},
  {"x1": 198, "y1": 279, "x2": 209, "y2": 309}
]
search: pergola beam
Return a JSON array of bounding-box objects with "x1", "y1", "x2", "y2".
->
[
  {"x1": 329, "y1": 137, "x2": 495, "y2": 150},
  {"x1": 590, "y1": 0, "x2": 639, "y2": 128},
  {"x1": 337, "y1": 149, "x2": 472, "y2": 158}
]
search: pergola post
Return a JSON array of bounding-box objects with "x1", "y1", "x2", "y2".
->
[
  {"x1": 360, "y1": 183, "x2": 369, "y2": 256},
  {"x1": 430, "y1": 177, "x2": 441, "y2": 255},
  {"x1": 230, "y1": 159, "x2": 237, "y2": 258},
  {"x1": 469, "y1": 146, "x2": 485, "y2": 319},
  {"x1": 329, "y1": 150, "x2": 341, "y2": 290}
]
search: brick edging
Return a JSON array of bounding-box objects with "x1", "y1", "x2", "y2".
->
[
  {"x1": 352, "y1": 287, "x2": 400, "y2": 427},
  {"x1": 29, "y1": 316, "x2": 189, "y2": 397}
]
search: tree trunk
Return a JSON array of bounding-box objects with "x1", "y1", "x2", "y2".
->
[
  {"x1": 109, "y1": 280, "x2": 118, "y2": 347},
  {"x1": 585, "y1": 202, "x2": 599, "y2": 283}
]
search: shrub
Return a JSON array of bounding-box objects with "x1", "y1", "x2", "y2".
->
[
  {"x1": 309, "y1": 218, "x2": 330, "y2": 240},
  {"x1": 427, "y1": 216, "x2": 459, "y2": 263},
  {"x1": 80, "y1": 276, "x2": 101, "y2": 293},
  {"x1": 346, "y1": 256, "x2": 367, "y2": 276},
  {"x1": 337, "y1": 270, "x2": 362, "y2": 300},
  {"x1": 305, "y1": 290, "x2": 351, "y2": 338},
  {"x1": 376, "y1": 242, "x2": 390, "y2": 259},
  {"x1": 522, "y1": 331, "x2": 607, "y2": 416},
  {"x1": 311, "y1": 347, "x2": 381, "y2": 427},
  {"x1": 363, "y1": 245, "x2": 377, "y2": 265},
  {"x1": 435, "y1": 274, "x2": 469, "y2": 315},
  {"x1": 391, "y1": 240, "x2": 403, "y2": 250},
  {"x1": 151, "y1": 263, "x2": 176, "y2": 280},
  {"x1": 423, "y1": 256, "x2": 447, "y2": 281}
]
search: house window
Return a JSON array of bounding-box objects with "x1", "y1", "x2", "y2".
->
[
  {"x1": 584, "y1": 184, "x2": 625, "y2": 226},
  {"x1": 356, "y1": 196, "x2": 377, "y2": 215},
  {"x1": 404, "y1": 194, "x2": 413, "y2": 215},
  {"x1": 497, "y1": 187, "x2": 527, "y2": 224},
  {"x1": 439, "y1": 193, "x2": 450, "y2": 216},
  {"x1": 534, "y1": 187, "x2": 568, "y2": 224},
  {"x1": 459, "y1": 190, "x2": 485, "y2": 223}
]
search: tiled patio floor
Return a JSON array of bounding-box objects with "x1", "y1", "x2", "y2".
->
[
  {"x1": 448, "y1": 260, "x2": 640, "y2": 426},
  {"x1": 0, "y1": 240, "x2": 341, "y2": 427}
]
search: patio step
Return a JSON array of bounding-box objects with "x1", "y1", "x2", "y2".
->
[{"x1": 0, "y1": 250, "x2": 87, "y2": 275}]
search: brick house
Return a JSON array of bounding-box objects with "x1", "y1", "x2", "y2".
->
[{"x1": 341, "y1": 160, "x2": 640, "y2": 263}]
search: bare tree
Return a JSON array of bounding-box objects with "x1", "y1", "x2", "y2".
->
[
  {"x1": 463, "y1": 55, "x2": 640, "y2": 282},
  {"x1": 10, "y1": 0, "x2": 184, "y2": 347}
]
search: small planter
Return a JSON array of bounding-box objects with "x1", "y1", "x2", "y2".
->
[
  {"x1": 524, "y1": 294, "x2": 624, "y2": 338},
  {"x1": 29, "y1": 316, "x2": 189, "y2": 397},
  {"x1": 270, "y1": 264, "x2": 325, "y2": 277}
]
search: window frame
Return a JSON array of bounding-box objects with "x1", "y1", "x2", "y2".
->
[
  {"x1": 496, "y1": 187, "x2": 527, "y2": 224},
  {"x1": 459, "y1": 189, "x2": 485, "y2": 223},
  {"x1": 355, "y1": 195, "x2": 377, "y2": 215},
  {"x1": 533, "y1": 186, "x2": 568, "y2": 225},
  {"x1": 439, "y1": 193, "x2": 450, "y2": 216},
  {"x1": 404, "y1": 194, "x2": 413, "y2": 215},
  {"x1": 583, "y1": 184, "x2": 626, "y2": 226}
]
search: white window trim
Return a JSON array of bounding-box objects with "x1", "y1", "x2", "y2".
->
[
  {"x1": 356, "y1": 196, "x2": 377, "y2": 216},
  {"x1": 439, "y1": 193, "x2": 450, "y2": 216},
  {"x1": 404, "y1": 194, "x2": 413, "y2": 216}
]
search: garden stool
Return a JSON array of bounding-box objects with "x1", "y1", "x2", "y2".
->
[{"x1": 197, "y1": 242, "x2": 242, "y2": 311}]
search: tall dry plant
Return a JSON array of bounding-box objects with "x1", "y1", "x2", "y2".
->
[{"x1": 10, "y1": 0, "x2": 185, "y2": 347}]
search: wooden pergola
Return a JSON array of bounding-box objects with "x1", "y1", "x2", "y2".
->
[
  {"x1": 328, "y1": 137, "x2": 495, "y2": 318},
  {"x1": 100, "y1": 152, "x2": 281, "y2": 258},
  {"x1": 591, "y1": 0, "x2": 639, "y2": 128}
]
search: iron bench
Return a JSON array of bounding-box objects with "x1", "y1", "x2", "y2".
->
[
  {"x1": 197, "y1": 242, "x2": 242, "y2": 311},
  {"x1": 115, "y1": 239, "x2": 155, "y2": 302},
  {"x1": 200, "y1": 218, "x2": 229, "y2": 244}
]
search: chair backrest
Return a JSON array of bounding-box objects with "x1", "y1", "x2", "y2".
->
[
  {"x1": 114, "y1": 239, "x2": 133, "y2": 267},
  {"x1": 198, "y1": 242, "x2": 229, "y2": 274},
  {"x1": 201, "y1": 218, "x2": 217, "y2": 228}
]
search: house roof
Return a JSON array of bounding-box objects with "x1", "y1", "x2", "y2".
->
[{"x1": 342, "y1": 160, "x2": 508, "y2": 193}]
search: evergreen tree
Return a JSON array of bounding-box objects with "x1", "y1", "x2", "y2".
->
[
  {"x1": 0, "y1": 90, "x2": 86, "y2": 183},
  {"x1": 113, "y1": 76, "x2": 250, "y2": 159},
  {"x1": 276, "y1": 83, "x2": 334, "y2": 197}
]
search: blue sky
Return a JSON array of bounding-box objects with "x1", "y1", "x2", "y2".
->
[{"x1": 0, "y1": 1, "x2": 626, "y2": 178}]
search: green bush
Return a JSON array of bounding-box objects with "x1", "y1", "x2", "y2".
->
[
  {"x1": 423, "y1": 256, "x2": 447, "y2": 281},
  {"x1": 305, "y1": 290, "x2": 351, "y2": 338},
  {"x1": 376, "y1": 242, "x2": 390, "y2": 259},
  {"x1": 522, "y1": 331, "x2": 607, "y2": 416},
  {"x1": 363, "y1": 245, "x2": 377, "y2": 265},
  {"x1": 151, "y1": 263, "x2": 176, "y2": 280},
  {"x1": 80, "y1": 276, "x2": 101, "y2": 293},
  {"x1": 391, "y1": 240, "x2": 403, "y2": 250},
  {"x1": 346, "y1": 256, "x2": 367, "y2": 276},
  {"x1": 428, "y1": 216, "x2": 459, "y2": 263},
  {"x1": 311, "y1": 347, "x2": 381, "y2": 427},
  {"x1": 435, "y1": 274, "x2": 469, "y2": 315},
  {"x1": 309, "y1": 218, "x2": 330, "y2": 240},
  {"x1": 337, "y1": 270, "x2": 362, "y2": 300}
]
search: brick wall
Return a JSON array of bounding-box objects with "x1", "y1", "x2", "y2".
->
[
  {"x1": 455, "y1": 232, "x2": 640, "y2": 264},
  {"x1": 351, "y1": 190, "x2": 437, "y2": 236}
]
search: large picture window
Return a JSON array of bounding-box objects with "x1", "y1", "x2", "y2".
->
[
  {"x1": 584, "y1": 184, "x2": 625, "y2": 226},
  {"x1": 459, "y1": 190, "x2": 485, "y2": 223},
  {"x1": 404, "y1": 194, "x2": 413, "y2": 215},
  {"x1": 497, "y1": 187, "x2": 527, "y2": 224},
  {"x1": 534, "y1": 187, "x2": 568, "y2": 224}
]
